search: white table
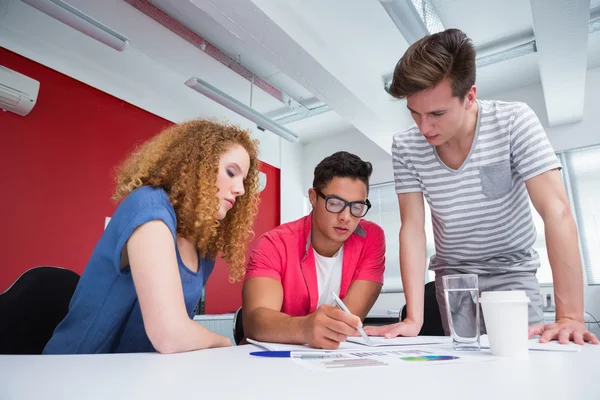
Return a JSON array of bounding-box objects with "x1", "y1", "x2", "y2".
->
[{"x1": 1, "y1": 343, "x2": 599, "y2": 400}]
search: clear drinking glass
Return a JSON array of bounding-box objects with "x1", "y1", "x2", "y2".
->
[{"x1": 442, "y1": 274, "x2": 480, "y2": 351}]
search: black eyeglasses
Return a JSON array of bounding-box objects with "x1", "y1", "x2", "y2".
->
[{"x1": 315, "y1": 190, "x2": 371, "y2": 218}]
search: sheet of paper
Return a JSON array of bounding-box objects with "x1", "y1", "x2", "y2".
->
[
  {"x1": 346, "y1": 336, "x2": 451, "y2": 347},
  {"x1": 247, "y1": 336, "x2": 452, "y2": 353},
  {"x1": 292, "y1": 346, "x2": 498, "y2": 372},
  {"x1": 479, "y1": 335, "x2": 582, "y2": 352},
  {"x1": 246, "y1": 338, "x2": 375, "y2": 352}
]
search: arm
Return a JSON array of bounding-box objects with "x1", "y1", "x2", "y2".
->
[
  {"x1": 398, "y1": 192, "x2": 427, "y2": 328},
  {"x1": 343, "y1": 280, "x2": 382, "y2": 321},
  {"x1": 242, "y1": 277, "x2": 305, "y2": 344},
  {"x1": 363, "y1": 192, "x2": 427, "y2": 337},
  {"x1": 128, "y1": 221, "x2": 231, "y2": 354},
  {"x1": 243, "y1": 278, "x2": 360, "y2": 349},
  {"x1": 242, "y1": 235, "x2": 361, "y2": 349},
  {"x1": 526, "y1": 170, "x2": 598, "y2": 344}
]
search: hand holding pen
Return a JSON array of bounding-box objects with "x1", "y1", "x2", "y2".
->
[
  {"x1": 331, "y1": 292, "x2": 373, "y2": 346},
  {"x1": 300, "y1": 303, "x2": 363, "y2": 350}
]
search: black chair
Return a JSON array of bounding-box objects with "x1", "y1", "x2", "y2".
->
[
  {"x1": 0, "y1": 266, "x2": 80, "y2": 354},
  {"x1": 400, "y1": 280, "x2": 445, "y2": 336},
  {"x1": 232, "y1": 306, "x2": 245, "y2": 345}
]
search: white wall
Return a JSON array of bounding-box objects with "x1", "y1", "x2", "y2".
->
[
  {"x1": 279, "y1": 139, "x2": 306, "y2": 224},
  {"x1": 490, "y1": 66, "x2": 600, "y2": 152}
]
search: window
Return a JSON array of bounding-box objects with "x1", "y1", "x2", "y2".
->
[
  {"x1": 365, "y1": 178, "x2": 589, "y2": 290},
  {"x1": 561, "y1": 145, "x2": 600, "y2": 285},
  {"x1": 531, "y1": 201, "x2": 553, "y2": 285}
]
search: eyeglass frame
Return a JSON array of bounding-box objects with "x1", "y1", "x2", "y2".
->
[{"x1": 314, "y1": 189, "x2": 372, "y2": 218}]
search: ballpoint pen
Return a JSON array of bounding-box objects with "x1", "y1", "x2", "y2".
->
[
  {"x1": 249, "y1": 351, "x2": 341, "y2": 359},
  {"x1": 331, "y1": 291, "x2": 373, "y2": 346}
]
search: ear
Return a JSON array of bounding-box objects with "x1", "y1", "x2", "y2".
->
[
  {"x1": 308, "y1": 188, "x2": 317, "y2": 208},
  {"x1": 465, "y1": 85, "x2": 477, "y2": 109}
]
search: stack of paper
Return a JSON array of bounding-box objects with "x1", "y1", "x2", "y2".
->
[
  {"x1": 247, "y1": 336, "x2": 451, "y2": 352},
  {"x1": 346, "y1": 336, "x2": 451, "y2": 347}
]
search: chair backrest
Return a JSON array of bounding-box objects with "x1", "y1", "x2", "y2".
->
[
  {"x1": 400, "y1": 280, "x2": 445, "y2": 336},
  {"x1": 232, "y1": 307, "x2": 245, "y2": 345},
  {"x1": 0, "y1": 266, "x2": 80, "y2": 354}
]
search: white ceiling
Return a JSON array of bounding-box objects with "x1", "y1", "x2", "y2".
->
[{"x1": 1, "y1": 0, "x2": 599, "y2": 149}]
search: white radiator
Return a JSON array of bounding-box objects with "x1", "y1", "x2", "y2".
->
[{"x1": 193, "y1": 314, "x2": 235, "y2": 344}]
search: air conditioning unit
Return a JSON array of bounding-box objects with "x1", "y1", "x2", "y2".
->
[{"x1": 0, "y1": 65, "x2": 40, "y2": 116}]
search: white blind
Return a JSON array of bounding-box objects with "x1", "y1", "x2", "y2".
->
[
  {"x1": 530, "y1": 201, "x2": 553, "y2": 285},
  {"x1": 364, "y1": 183, "x2": 435, "y2": 290},
  {"x1": 364, "y1": 184, "x2": 401, "y2": 289},
  {"x1": 563, "y1": 145, "x2": 600, "y2": 285}
]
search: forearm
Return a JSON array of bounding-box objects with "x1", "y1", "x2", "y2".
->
[
  {"x1": 399, "y1": 225, "x2": 427, "y2": 323},
  {"x1": 344, "y1": 281, "x2": 382, "y2": 321},
  {"x1": 150, "y1": 318, "x2": 226, "y2": 354},
  {"x1": 244, "y1": 308, "x2": 308, "y2": 344},
  {"x1": 545, "y1": 212, "x2": 584, "y2": 322}
]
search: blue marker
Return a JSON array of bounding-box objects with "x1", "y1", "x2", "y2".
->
[{"x1": 250, "y1": 351, "x2": 339, "y2": 359}]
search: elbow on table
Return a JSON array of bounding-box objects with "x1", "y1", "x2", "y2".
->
[
  {"x1": 150, "y1": 333, "x2": 184, "y2": 354},
  {"x1": 146, "y1": 323, "x2": 187, "y2": 354}
]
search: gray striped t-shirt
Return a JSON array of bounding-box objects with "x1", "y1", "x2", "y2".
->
[{"x1": 392, "y1": 100, "x2": 561, "y2": 273}]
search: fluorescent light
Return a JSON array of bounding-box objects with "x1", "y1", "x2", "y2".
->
[
  {"x1": 409, "y1": 0, "x2": 444, "y2": 34},
  {"x1": 590, "y1": 8, "x2": 600, "y2": 34},
  {"x1": 185, "y1": 77, "x2": 300, "y2": 143},
  {"x1": 21, "y1": 0, "x2": 129, "y2": 51},
  {"x1": 476, "y1": 40, "x2": 537, "y2": 68},
  {"x1": 379, "y1": 0, "x2": 444, "y2": 44},
  {"x1": 384, "y1": 37, "x2": 538, "y2": 91}
]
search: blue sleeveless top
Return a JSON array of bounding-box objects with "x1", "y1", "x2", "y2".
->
[{"x1": 43, "y1": 186, "x2": 215, "y2": 354}]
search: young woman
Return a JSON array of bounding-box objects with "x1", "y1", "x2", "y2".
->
[{"x1": 43, "y1": 120, "x2": 261, "y2": 354}]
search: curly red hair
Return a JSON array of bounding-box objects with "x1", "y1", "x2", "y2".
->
[{"x1": 113, "y1": 120, "x2": 260, "y2": 282}]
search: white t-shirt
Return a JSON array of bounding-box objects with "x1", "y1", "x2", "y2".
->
[{"x1": 314, "y1": 245, "x2": 344, "y2": 307}]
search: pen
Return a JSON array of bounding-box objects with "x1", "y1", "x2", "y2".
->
[
  {"x1": 250, "y1": 351, "x2": 338, "y2": 359},
  {"x1": 331, "y1": 291, "x2": 373, "y2": 346}
]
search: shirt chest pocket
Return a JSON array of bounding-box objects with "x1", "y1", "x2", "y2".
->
[{"x1": 479, "y1": 160, "x2": 513, "y2": 199}]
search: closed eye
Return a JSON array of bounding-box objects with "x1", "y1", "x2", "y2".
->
[{"x1": 227, "y1": 169, "x2": 235, "y2": 178}]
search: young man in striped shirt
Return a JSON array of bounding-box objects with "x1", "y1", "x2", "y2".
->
[{"x1": 366, "y1": 29, "x2": 598, "y2": 344}]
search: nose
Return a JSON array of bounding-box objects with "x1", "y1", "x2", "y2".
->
[
  {"x1": 232, "y1": 178, "x2": 245, "y2": 197},
  {"x1": 338, "y1": 205, "x2": 352, "y2": 222},
  {"x1": 418, "y1": 116, "x2": 433, "y2": 135}
]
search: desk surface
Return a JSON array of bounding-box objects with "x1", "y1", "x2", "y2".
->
[{"x1": 1, "y1": 343, "x2": 599, "y2": 400}]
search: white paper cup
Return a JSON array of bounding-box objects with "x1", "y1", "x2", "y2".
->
[{"x1": 480, "y1": 291, "x2": 530, "y2": 359}]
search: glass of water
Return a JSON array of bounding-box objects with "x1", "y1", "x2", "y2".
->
[{"x1": 442, "y1": 274, "x2": 480, "y2": 351}]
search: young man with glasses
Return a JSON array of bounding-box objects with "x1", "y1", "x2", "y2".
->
[{"x1": 242, "y1": 151, "x2": 385, "y2": 349}]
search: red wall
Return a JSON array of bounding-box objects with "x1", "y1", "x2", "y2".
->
[{"x1": 0, "y1": 48, "x2": 280, "y2": 314}]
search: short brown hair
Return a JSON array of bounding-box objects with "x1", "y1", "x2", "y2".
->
[
  {"x1": 113, "y1": 120, "x2": 261, "y2": 282},
  {"x1": 313, "y1": 151, "x2": 373, "y2": 194},
  {"x1": 388, "y1": 28, "x2": 476, "y2": 100}
]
